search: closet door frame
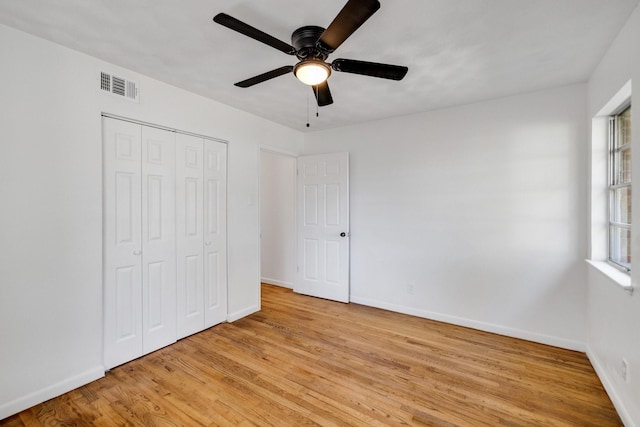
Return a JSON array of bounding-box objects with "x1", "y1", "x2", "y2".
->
[{"x1": 103, "y1": 114, "x2": 228, "y2": 368}]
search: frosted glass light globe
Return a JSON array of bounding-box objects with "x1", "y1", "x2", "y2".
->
[{"x1": 295, "y1": 61, "x2": 330, "y2": 86}]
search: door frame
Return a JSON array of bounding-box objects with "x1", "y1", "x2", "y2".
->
[
  {"x1": 101, "y1": 113, "x2": 230, "y2": 363},
  {"x1": 258, "y1": 148, "x2": 351, "y2": 303}
]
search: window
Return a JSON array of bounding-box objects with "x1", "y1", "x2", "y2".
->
[{"x1": 608, "y1": 105, "x2": 632, "y2": 271}]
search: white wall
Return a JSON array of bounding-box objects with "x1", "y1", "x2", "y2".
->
[
  {"x1": 304, "y1": 84, "x2": 588, "y2": 350},
  {"x1": 260, "y1": 150, "x2": 296, "y2": 288},
  {"x1": 587, "y1": 5, "x2": 640, "y2": 427},
  {"x1": 0, "y1": 24, "x2": 302, "y2": 419}
]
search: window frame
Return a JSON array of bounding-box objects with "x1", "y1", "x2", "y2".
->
[{"x1": 607, "y1": 103, "x2": 632, "y2": 272}]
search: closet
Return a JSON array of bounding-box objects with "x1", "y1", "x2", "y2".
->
[{"x1": 102, "y1": 117, "x2": 227, "y2": 369}]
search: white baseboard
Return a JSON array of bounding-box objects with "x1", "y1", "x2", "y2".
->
[
  {"x1": 260, "y1": 277, "x2": 294, "y2": 289},
  {"x1": 0, "y1": 366, "x2": 104, "y2": 420},
  {"x1": 349, "y1": 295, "x2": 585, "y2": 352},
  {"x1": 587, "y1": 348, "x2": 636, "y2": 427},
  {"x1": 227, "y1": 304, "x2": 260, "y2": 323}
]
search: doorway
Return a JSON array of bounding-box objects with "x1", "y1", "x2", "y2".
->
[{"x1": 259, "y1": 149, "x2": 297, "y2": 289}]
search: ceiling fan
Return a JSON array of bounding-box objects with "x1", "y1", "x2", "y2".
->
[{"x1": 213, "y1": 0, "x2": 408, "y2": 107}]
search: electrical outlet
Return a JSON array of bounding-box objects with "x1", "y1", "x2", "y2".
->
[{"x1": 621, "y1": 359, "x2": 629, "y2": 383}]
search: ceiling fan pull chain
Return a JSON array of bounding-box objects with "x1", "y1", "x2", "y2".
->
[{"x1": 306, "y1": 90, "x2": 311, "y2": 128}]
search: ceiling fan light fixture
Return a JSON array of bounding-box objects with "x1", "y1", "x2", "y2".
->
[{"x1": 294, "y1": 60, "x2": 331, "y2": 86}]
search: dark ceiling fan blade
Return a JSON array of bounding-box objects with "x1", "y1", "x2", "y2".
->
[
  {"x1": 214, "y1": 13, "x2": 296, "y2": 55},
  {"x1": 312, "y1": 81, "x2": 333, "y2": 107},
  {"x1": 332, "y1": 58, "x2": 408, "y2": 80},
  {"x1": 317, "y1": 0, "x2": 380, "y2": 52},
  {"x1": 234, "y1": 66, "x2": 294, "y2": 88}
]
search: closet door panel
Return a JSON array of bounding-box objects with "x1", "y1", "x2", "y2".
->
[
  {"x1": 176, "y1": 133, "x2": 205, "y2": 339},
  {"x1": 204, "y1": 140, "x2": 228, "y2": 327},
  {"x1": 103, "y1": 118, "x2": 143, "y2": 369},
  {"x1": 141, "y1": 126, "x2": 177, "y2": 354}
]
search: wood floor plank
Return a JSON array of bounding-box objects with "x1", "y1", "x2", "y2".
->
[{"x1": 1, "y1": 284, "x2": 622, "y2": 426}]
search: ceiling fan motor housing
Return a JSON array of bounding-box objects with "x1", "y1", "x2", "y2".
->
[{"x1": 292, "y1": 26, "x2": 328, "y2": 61}]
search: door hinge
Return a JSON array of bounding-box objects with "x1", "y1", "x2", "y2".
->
[{"x1": 297, "y1": 266, "x2": 299, "y2": 272}]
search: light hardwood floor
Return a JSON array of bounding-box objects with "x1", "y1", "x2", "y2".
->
[{"x1": 2, "y1": 284, "x2": 621, "y2": 426}]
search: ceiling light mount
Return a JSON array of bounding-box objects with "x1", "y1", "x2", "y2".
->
[{"x1": 291, "y1": 26, "x2": 328, "y2": 61}]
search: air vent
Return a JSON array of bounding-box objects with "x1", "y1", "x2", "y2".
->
[
  {"x1": 112, "y1": 76, "x2": 126, "y2": 96},
  {"x1": 99, "y1": 71, "x2": 139, "y2": 102},
  {"x1": 100, "y1": 72, "x2": 111, "y2": 92}
]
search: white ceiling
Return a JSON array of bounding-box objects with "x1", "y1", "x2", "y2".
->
[{"x1": 0, "y1": 0, "x2": 637, "y2": 131}]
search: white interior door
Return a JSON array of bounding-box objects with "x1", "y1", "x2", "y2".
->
[
  {"x1": 296, "y1": 152, "x2": 350, "y2": 302},
  {"x1": 103, "y1": 118, "x2": 143, "y2": 369},
  {"x1": 176, "y1": 133, "x2": 205, "y2": 339},
  {"x1": 203, "y1": 140, "x2": 227, "y2": 327},
  {"x1": 140, "y1": 126, "x2": 176, "y2": 354}
]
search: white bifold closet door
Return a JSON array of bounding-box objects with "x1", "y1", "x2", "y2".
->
[
  {"x1": 176, "y1": 133, "x2": 227, "y2": 339},
  {"x1": 103, "y1": 118, "x2": 177, "y2": 369}
]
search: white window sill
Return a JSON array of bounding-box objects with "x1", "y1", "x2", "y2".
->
[{"x1": 586, "y1": 260, "x2": 634, "y2": 294}]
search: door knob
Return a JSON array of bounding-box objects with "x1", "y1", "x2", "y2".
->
[
  {"x1": 340, "y1": 232, "x2": 347, "y2": 237},
  {"x1": 205, "y1": 241, "x2": 212, "y2": 246},
  {"x1": 133, "y1": 249, "x2": 142, "y2": 255}
]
